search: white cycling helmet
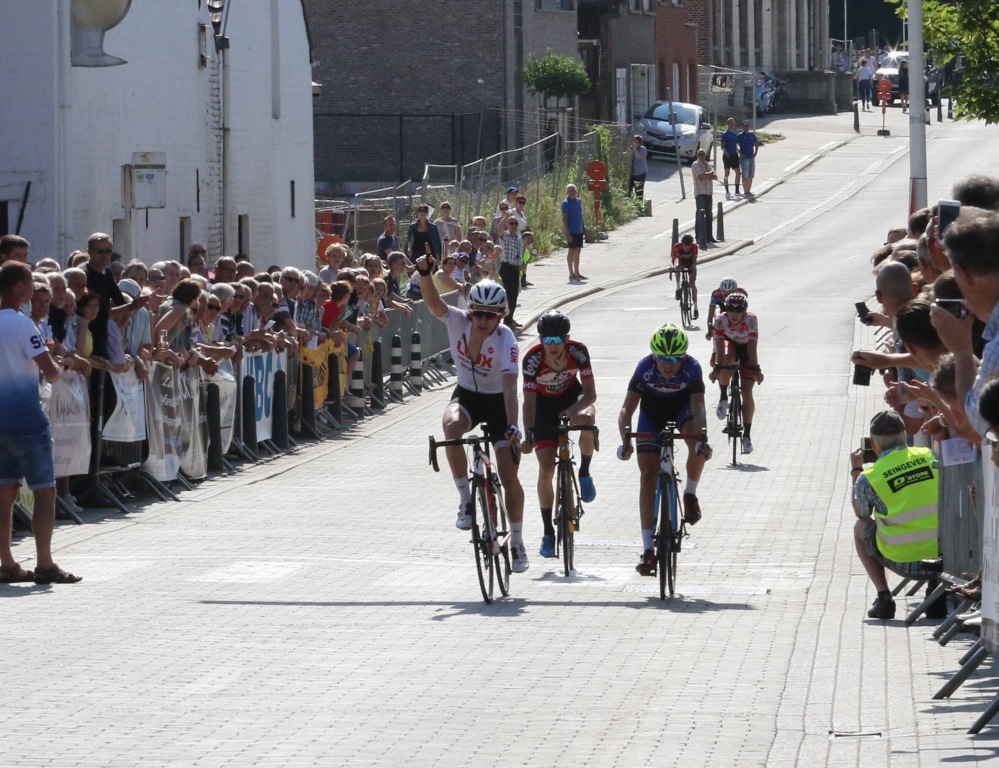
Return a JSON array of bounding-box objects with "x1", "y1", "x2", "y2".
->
[
  {"x1": 468, "y1": 280, "x2": 507, "y2": 309},
  {"x1": 719, "y1": 276, "x2": 738, "y2": 292}
]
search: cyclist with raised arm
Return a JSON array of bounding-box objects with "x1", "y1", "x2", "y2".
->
[
  {"x1": 671, "y1": 234, "x2": 699, "y2": 319},
  {"x1": 704, "y1": 276, "x2": 746, "y2": 340},
  {"x1": 417, "y1": 255, "x2": 530, "y2": 573},
  {"x1": 711, "y1": 290, "x2": 764, "y2": 454},
  {"x1": 521, "y1": 310, "x2": 597, "y2": 559},
  {"x1": 617, "y1": 323, "x2": 711, "y2": 576}
]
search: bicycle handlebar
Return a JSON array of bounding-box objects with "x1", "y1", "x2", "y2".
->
[
  {"x1": 429, "y1": 434, "x2": 488, "y2": 473},
  {"x1": 623, "y1": 425, "x2": 708, "y2": 444},
  {"x1": 713, "y1": 364, "x2": 760, "y2": 371}
]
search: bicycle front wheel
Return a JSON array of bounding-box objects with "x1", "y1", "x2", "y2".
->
[
  {"x1": 658, "y1": 477, "x2": 679, "y2": 598},
  {"x1": 729, "y1": 383, "x2": 743, "y2": 466},
  {"x1": 680, "y1": 282, "x2": 693, "y2": 328},
  {"x1": 557, "y1": 463, "x2": 575, "y2": 576},
  {"x1": 474, "y1": 483, "x2": 496, "y2": 604},
  {"x1": 491, "y1": 478, "x2": 511, "y2": 596}
]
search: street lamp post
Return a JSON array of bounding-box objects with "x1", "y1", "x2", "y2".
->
[{"x1": 908, "y1": 0, "x2": 927, "y2": 213}]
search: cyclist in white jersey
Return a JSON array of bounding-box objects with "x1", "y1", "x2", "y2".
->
[{"x1": 417, "y1": 255, "x2": 529, "y2": 573}]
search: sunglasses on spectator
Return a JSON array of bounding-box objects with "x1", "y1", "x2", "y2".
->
[
  {"x1": 508, "y1": 222, "x2": 519, "y2": 228},
  {"x1": 148, "y1": 275, "x2": 165, "y2": 282},
  {"x1": 207, "y1": 303, "x2": 222, "y2": 310},
  {"x1": 190, "y1": 249, "x2": 206, "y2": 255},
  {"x1": 470, "y1": 309, "x2": 501, "y2": 319},
  {"x1": 282, "y1": 276, "x2": 300, "y2": 283},
  {"x1": 93, "y1": 247, "x2": 113, "y2": 254},
  {"x1": 655, "y1": 354, "x2": 684, "y2": 364},
  {"x1": 541, "y1": 336, "x2": 565, "y2": 345}
]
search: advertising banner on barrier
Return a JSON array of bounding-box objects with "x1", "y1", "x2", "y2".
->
[
  {"x1": 178, "y1": 368, "x2": 207, "y2": 480},
  {"x1": 982, "y1": 447, "x2": 999, "y2": 652},
  {"x1": 103, "y1": 369, "x2": 148, "y2": 442},
  {"x1": 50, "y1": 370, "x2": 91, "y2": 478},
  {"x1": 144, "y1": 363, "x2": 181, "y2": 482},
  {"x1": 244, "y1": 349, "x2": 287, "y2": 442},
  {"x1": 301, "y1": 341, "x2": 331, "y2": 408},
  {"x1": 207, "y1": 359, "x2": 238, "y2": 453}
]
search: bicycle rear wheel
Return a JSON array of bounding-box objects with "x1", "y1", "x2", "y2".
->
[
  {"x1": 657, "y1": 477, "x2": 679, "y2": 598},
  {"x1": 491, "y1": 478, "x2": 511, "y2": 596},
  {"x1": 680, "y1": 281, "x2": 693, "y2": 328},
  {"x1": 557, "y1": 463, "x2": 575, "y2": 576},
  {"x1": 728, "y1": 381, "x2": 743, "y2": 466},
  {"x1": 774, "y1": 90, "x2": 788, "y2": 114},
  {"x1": 474, "y1": 482, "x2": 496, "y2": 604}
]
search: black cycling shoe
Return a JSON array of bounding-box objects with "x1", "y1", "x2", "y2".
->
[
  {"x1": 683, "y1": 493, "x2": 702, "y2": 525},
  {"x1": 635, "y1": 549, "x2": 656, "y2": 576}
]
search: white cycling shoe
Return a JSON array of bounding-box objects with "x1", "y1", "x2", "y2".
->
[
  {"x1": 741, "y1": 437, "x2": 754, "y2": 454},
  {"x1": 716, "y1": 400, "x2": 729, "y2": 420},
  {"x1": 510, "y1": 542, "x2": 530, "y2": 573}
]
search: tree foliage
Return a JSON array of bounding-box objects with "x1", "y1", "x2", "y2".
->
[
  {"x1": 891, "y1": 0, "x2": 999, "y2": 124},
  {"x1": 522, "y1": 50, "x2": 591, "y2": 103}
]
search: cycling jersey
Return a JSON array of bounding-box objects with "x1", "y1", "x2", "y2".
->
[
  {"x1": 713, "y1": 311, "x2": 758, "y2": 345},
  {"x1": 709, "y1": 286, "x2": 749, "y2": 308},
  {"x1": 440, "y1": 306, "x2": 519, "y2": 394},
  {"x1": 522, "y1": 340, "x2": 593, "y2": 397},
  {"x1": 628, "y1": 354, "x2": 705, "y2": 408},
  {"x1": 671, "y1": 243, "x2": 698, "y2": 263}
]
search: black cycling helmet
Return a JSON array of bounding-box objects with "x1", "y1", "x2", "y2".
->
[
  {"x1": 724, "y1": 291, "x2": 749, "y2": 311},
  {"x1": 537, "y1": 310, "x2": 570, "y2": 338},
  {"x1": 680, "y1": 234, "x2": 694, "y2": 245}
]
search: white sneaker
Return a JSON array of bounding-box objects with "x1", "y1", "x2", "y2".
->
[
  {"x1": 716, "y1": 401, "x2": 729, "y2": 420},
  {"x1": 60, "y1": 494, "x2": 83, "y2": 514},
  {"x1": 455, "y1": 500, "x2": 473, "y2": 531},
  {"x1": 511, "y1": 542, "x2": 530, "y2": 573},
  {"x1": 741, "y1": 437, "x2": 754, "y2": 454}
]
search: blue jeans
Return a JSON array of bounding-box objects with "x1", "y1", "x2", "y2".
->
[{"x1": 0, "y1": 425, "x2": 56, "y2": 490}]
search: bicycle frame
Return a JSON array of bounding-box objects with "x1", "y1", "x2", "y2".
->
[
  {"x1": 429, "y1": 430, "x2": 511, "y2": 603},
  {"x1": 624, "y1": 423, "x2": 705, "y2": 598}
]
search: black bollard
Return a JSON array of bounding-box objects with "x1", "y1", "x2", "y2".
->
[
  {"x1": 326, "y1": 351, "x2": 343, "y2": 425},
  {"x1": 937, "y1": 98, "x2": 943, "y2": 122},
  {"x1": 410, "y1": 332, "x2": 423, "y2": 391},
  {"x1": 301, "y1": 364, "x2": 317, "y2": 433},
  {"x1": 272, "y1": 371, "x2": 289, "y2": 449},
  {"x1": 854, "y1": 101, "x2": 860, "y2": 133},
  {"x1": 390, "y1": 335, "x2": 404, "y2": 401},
  {"x1": 671, "y1": 218, "x2": 679, "y2": 249},
  {"x1": 371, "y1": 339, "x2": 385, "y2": 409},
  {"x1": 716, "y1": 201, "x2": 725, "y2": 242},
  {"x1": 241, "y1": 375, "x2": 258, "y2": 460},
  {"x1": 947, "y1": 96, "x2": 953, "y2": 120},
  {"x1": 206, "y1": 383, "x2": 224, "y2": 473},
  {"x1": 696, "y1": 209, "x2": 708, "y2": 249}
]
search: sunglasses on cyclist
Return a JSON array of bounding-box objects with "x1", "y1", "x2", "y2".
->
[
  {"x1": 655, "y1": 354, "x2": 684, "y2": 365},
  {"x1": 541, "y1": 336, "x2": 565, "y2": 345},
  {"x1": 470, "y1": 309, "x2": 501, "y2": 319}
]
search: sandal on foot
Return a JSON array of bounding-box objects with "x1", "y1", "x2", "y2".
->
[
  {"x1": 0, "y1": 564, "x2": 35, "y2": 583},
  {"x1": 33, "y1": 565, "x2": 81, "y2": 584}
]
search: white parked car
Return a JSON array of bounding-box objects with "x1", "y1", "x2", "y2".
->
[{"x1": 637, "y1": 101, "x2": 714, "y2": 162}]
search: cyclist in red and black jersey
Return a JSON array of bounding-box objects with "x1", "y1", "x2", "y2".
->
[
  {"x1": 522, "y1": 310, "x2": 597, "y2": 559},
  {"x1": 671, "y1": 234, "x2": 699, "y2": 319}
]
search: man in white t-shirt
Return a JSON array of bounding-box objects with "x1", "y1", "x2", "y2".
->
[{"x1": 0, "y1": 261, "x2": 81, "y2": 584}]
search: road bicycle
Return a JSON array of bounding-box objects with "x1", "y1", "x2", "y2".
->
[
  {"x1": 715, "y1": 363, "x2": 760, "y2": 466},
  {"x1": 429, "y1": 431, "x2": 511, "y2": 604},
  {"x1": 669, "y1": 266, "x2": 694, "y2": 328},
  {"x1": 529, "y1": 417, "x2": 599, "y2": 577},
  {"x1": 755, "y1": 72, "x2": 788, "y2": 115},
  {"x1": 624, "y1": 423, "x2": 707, "y2": 598}
]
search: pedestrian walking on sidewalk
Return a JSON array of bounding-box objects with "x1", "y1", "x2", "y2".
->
[
  {"x1": 562, "y1": 184, "x2": 587, "y2": 282},
  {"x1": 692, "y1": 149, "x2": 717, "y2": 243},
  {"x1": 737, "y1": 121, "x2": 759, "y2": 198},
  {"x1": 0, "y1": 260, "x2": 82, "y2": 585},
  {"x1": 628, "y1": 135, "x2": 648, "y2": 199},
  {"x1": 856, "y1": 58, "x2": 875, "y2": 111}
]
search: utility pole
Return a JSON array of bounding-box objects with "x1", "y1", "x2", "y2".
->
[{"x1": 908, "y1": 0, "x2": 927, "y2": 213}]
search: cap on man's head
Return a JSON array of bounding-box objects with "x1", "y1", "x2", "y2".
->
[
  {"x1": 870, "y1": 410, "x2": 906, "y2": 436},
  {"x1": 117, "y1": 278, "x2": 151, "y2": 299},
  {"x1": 742, "y1": 119, "x2": 750, "y2": 126},
  {"x1": 506, "y1": 186, "x2": 519, "y2": 194},
  {"x1": 457, "y1": 253, "x2": 469, "y2": 261}
]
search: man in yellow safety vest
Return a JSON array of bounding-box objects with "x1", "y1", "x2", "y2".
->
[{"x1": 850, "y1": 410, "x2": 941, "y2": 620}]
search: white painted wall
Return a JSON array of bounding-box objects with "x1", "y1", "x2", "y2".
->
[{"x1": 0, "y1": 0, "x2": 315, "y2": 270}]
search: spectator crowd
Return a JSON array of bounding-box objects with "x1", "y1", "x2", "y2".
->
[{"x1": 848, "y1": 173, "x2": 999, "y2": 622}]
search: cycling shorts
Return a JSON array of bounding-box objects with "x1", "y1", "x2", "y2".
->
[
  {"x1": 450, "y1": 385, "x2": 510, "y2": 446},
  {"x1": 636, "y1": 401, "x2": 693, "y2": 455},
  {"x1": 531, "y1": 382, "x2": 583, "y2": 450},
  {"x1": 721, "y1": 341, "x2": 754, "y2": 374}
]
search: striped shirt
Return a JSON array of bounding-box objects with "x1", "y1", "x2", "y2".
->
[
  {"x1": 498, "y1": 231, "x2": 524, "y2": 266},
  {"x1": 965, "y1": 302, "x2": 999, "y2": 437}
]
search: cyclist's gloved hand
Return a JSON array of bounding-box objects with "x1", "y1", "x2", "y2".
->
[
  {"x1": 754, "y1": 367, "x2": 764, "y2": 384},
  {"x1": 505, "y1": 424, "x2": 522, "y2": 446},
  {"x1": 521, "y1": 429, "x2": 535, "y2": 455},
  {"x1": 617, "y1": 444, "x2": 633, "y2": 461},
  {"x1": 414, "y1": 256, "x2": 436, "y2": 277},
  {"x1": 695, "y1": 440, "x2": 713, "y2": 460}
]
